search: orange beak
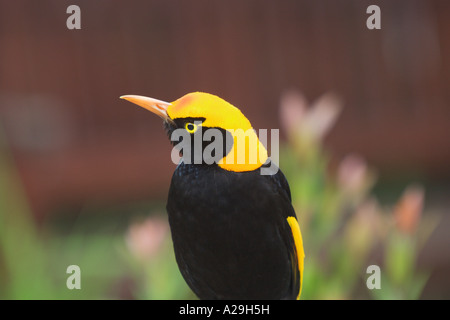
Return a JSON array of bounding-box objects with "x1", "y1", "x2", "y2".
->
[{"x1": 120, "y1": 95, "x2": 171, "y2": 120}]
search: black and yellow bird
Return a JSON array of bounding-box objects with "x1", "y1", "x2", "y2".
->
[{"x1": 121, "y1": 92, "x2": 304, "y2": 300}]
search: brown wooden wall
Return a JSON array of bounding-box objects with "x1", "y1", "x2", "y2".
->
[{"x1": 0, "y1": 0, "x2": 449, "y2": 218}]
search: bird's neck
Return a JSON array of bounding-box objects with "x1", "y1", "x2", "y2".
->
[{"x1": 217, "y1": 128, "x2": 268, "y2": 172}]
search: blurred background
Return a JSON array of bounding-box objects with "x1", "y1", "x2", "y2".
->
[{"x1": 0, "y1": 0, "x2": 449, "y2": 299}]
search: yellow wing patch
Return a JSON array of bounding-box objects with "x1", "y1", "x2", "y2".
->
[{"x1": 287, "y1": 216, "x2": 305, "y2": 300}]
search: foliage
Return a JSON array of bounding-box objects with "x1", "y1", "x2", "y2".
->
[
  {"x1": 0, "y1": 91, "x2": 437, "y2": 299},
  {"x1": 278, "y1": 90, "x2": 436, "y2": 299},
  {"x1": 0, "y1": 132, "x2": 134, "y2": 299}
]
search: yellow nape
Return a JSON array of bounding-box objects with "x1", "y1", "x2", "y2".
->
[
  {"x1": 287, "y1": 216, "x2": 305, "y2": 300},
  {"x1": 168, "y1": 92, "x2": 268, "y2": 172}
]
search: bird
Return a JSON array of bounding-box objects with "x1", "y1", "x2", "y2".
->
[{"x1": 120, "y1": 92, "x2": 304, "y2": 300}]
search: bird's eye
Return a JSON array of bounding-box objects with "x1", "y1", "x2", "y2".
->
[{"x1": 185, "y1": 122, "x2": 198, "y2": 133}]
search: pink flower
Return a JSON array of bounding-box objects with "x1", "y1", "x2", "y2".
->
[
  {"x1": 337, "y1": 154, "x2": 372, "y2": 195},
  {"x1": 280, "y1": 90, "x2": 342, "y2": 141},
  {"x1": 126, "y1": 216, "x2": 169, "y2": 261},
  {"x1": 394, "y1": 185, "x2": 424, "y2": 234}
]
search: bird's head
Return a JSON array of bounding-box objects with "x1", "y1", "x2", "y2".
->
[{"x1": 121, "y1": 92, "x2": 268, "y2": 172}]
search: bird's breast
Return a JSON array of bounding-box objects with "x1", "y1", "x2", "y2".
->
[{"x1": 166, "y1": 162, "x2": 292, "y2": 299}]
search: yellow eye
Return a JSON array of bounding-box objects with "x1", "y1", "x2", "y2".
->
[{"x1": 185, "y1": 122, "x2": 198, "y2": 133}]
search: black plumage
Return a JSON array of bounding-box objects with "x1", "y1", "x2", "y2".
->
[{"x1": 167, "y1": 160, "x2": 300, "y2": 300}]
